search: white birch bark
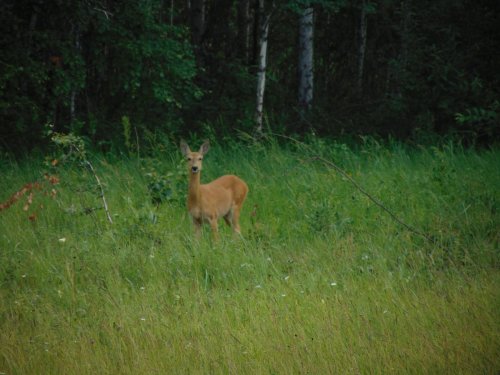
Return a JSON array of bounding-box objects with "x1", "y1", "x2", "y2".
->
[
  {"x1": 298, "y1": 7, "x2": 314, "y2": 110},
  {"x1": 255, "y1": 8, "x2": 270, "y2": 134}
]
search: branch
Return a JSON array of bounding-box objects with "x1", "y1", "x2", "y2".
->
[
  {"x1": 270, "y1": 133, "x2": 435, "y2": 243},
  {"x1": 309, "y1": 155, "x2": 433, "y2": 242},
  {"x1": 84, "y1": 159, "x2": 113, "y2": 224},
  {"x1": 93, "y1": 7, "x2": 113, "y2": 19},
  {"x1": 69, "y1": 142, "x2": 113, "y2": 224}
]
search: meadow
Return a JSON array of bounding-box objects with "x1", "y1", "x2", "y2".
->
[{"x1": 0, "y1": 136, "x2": 499, "y2": 374}]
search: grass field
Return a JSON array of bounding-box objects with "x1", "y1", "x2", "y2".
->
[{"x1": 1, "y1": 137, "x2": 499, "y2": 374}]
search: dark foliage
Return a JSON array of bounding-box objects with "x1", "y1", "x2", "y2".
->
[{"x1": 0, "y1": 0, "x2": 499, "y2": 152}]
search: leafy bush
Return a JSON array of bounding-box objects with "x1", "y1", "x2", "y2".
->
[{"x1": 143, "y1": 159, "x2": 186, "y2": 206}]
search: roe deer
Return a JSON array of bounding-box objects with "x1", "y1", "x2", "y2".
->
[{"x1": 180, "y1": 140, "x2": 249, "y2": 239}]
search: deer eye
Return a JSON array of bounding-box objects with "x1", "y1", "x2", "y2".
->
[
  {"x1": 198, "y1": 157, "x2": 203, "y2": 161},
  {"x1": 187, "y1": 157, "x2": 192, "y2": 161}
]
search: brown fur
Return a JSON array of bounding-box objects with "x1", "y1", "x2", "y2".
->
[{"x1": 181, "y1": 140, "x2": 249, "y2": 239}]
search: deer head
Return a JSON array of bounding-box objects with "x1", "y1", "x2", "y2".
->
[{"x1": 180, "y1": 140, "x2": 210, "y2": 174}]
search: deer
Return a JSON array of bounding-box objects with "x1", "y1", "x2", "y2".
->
[{"x1": 180, "y1": 139, "x2": 249, "y2": 240}]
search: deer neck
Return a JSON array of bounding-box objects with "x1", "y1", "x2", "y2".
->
[{"x1": 187, "y1": 172, "x2": 202, "y2": 208}]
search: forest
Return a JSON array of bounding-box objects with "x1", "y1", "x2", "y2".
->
[
  {"x1": 1, "y1": 0, "x2": 499, "y2": 150},
  {"x1": 0, "y1": 1, "x2": 499, "y2": 374}
]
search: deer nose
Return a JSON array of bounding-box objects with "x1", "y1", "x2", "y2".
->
[{"x1": 191, "y1": 166, "x2": 199, "y2": 173}]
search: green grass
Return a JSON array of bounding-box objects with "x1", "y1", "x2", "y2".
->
[{"x1": 1, "y1": 138, "x2": 499, "y2": 374}]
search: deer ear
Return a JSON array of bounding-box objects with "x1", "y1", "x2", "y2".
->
[
  {"x1": 199, "y1": 140, "x2": 210, "y2": 155},
  {"x1": 180, "y1": 140, "x2": 191, "y2": 156}
]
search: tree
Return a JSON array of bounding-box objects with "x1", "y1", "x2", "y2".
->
[
  {"x1": 190, "y1": 0, "x2": 206, "y2": 65},
  {"x1": 298, "y1": 4, "x2": 314, "y2": 111},
  {"x1": 237, "y1": 0, "x2": 251, "y2": 63},
  {"x1": 356, "y1": 0, "x2": 368, "y2": 95},
  {"x1": 0, "y1": 0, "x2": 201, "y2": 150},
  {"x1": 254, "y1": 0, "x2": 273, "y2": 134},
  {"x1": 1, "y1": 0, "x2": 499, "y2": 149}
]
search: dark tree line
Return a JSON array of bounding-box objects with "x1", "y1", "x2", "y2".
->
[{"x1": 0, "y1": 0, "x2": 499, "y2": 151}]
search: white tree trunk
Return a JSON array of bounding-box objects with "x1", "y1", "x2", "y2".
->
[
  {"x1": 298, "y1": 7, "x2": 314, "y2": 110},
  {"x1": 255, "y1": 2, "x2": 270, "y2": 134}
]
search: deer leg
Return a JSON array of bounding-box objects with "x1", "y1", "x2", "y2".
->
[
  {"x1": 231, "y1": 206, "x2": 242, "y2": 235},
  {"x1": 192, "y1": 217, "x2": 202, "y2": 239},
  {"x1": 223, "y1": 207, "x2": 234, "y2": 227},
  {"x1": 208, "y1": 216, "x2": 219, "y2": 241}
]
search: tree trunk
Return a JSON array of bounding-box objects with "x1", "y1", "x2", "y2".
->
[
  {"x1": 237, "y1": 0, "x2": 250, "y2": 63},
  {"x1": 70, "y1": 25, "x2": 81, "y2": 123},
  {"x1": 400, "y1": 0, "x2": 411, "y2": 75},
  {"x1": 27, "y1": 11, "x2": 38, "y2": 48},
  {"x1": 190, "y1": 0, "x2": 205, "y2": 44},
  {"x1": 298, "y1": 6, "x2": 314, "y2": 111},
  {"x1": 255, "y1": 6, "x2": 270, "y2": 134},
  {"x1": 357, "y1": 0, "x2": 368, "y2": 95},
  {"x1": 190, "y1": 0, "x2": 205, "y2": 65},
  {"x1": 252, "y1": 0, "x2": 264, "y2": 67},
  {"x1": 170, "y1": 0, "x2": 174, "y2": 26},
  {"x1": 389, "y1": 0, "x2": 411, "y2": 96}
]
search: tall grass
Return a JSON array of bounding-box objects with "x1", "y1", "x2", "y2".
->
[{"x1": 1, "y1": 138, "x2": 499, "y2": 374}]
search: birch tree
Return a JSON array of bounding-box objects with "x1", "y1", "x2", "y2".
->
[
  {"x1": 298, "y1": 5, "x2": 314, "y2": 110},
  {"x1": 255, "y1": 0, "x2": 272, "y2": 134}
]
